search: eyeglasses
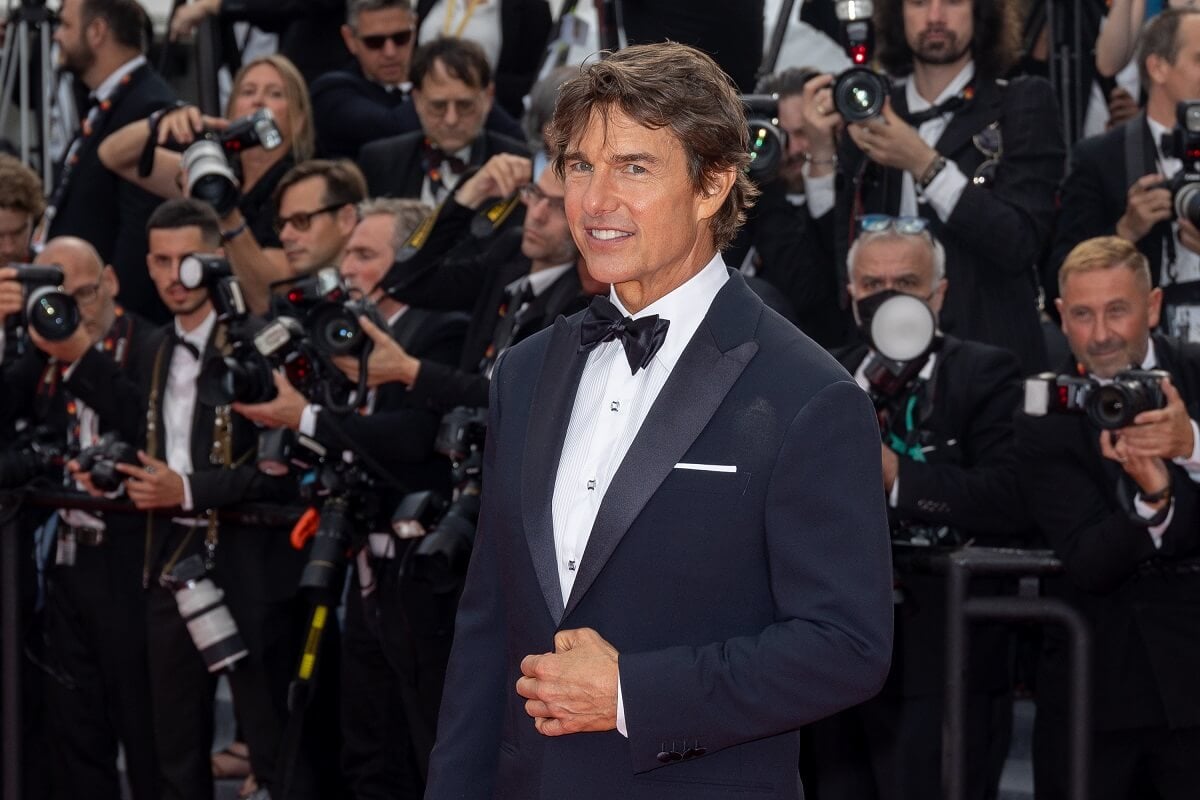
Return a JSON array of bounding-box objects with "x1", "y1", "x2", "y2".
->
[
  {"x1": 519, "y1": 183, "x2": 565, "y2": 213},
  {"x1": 358, "y1": 29, "x2": 414, "y2": 50},
  {"x1": 859, "y1": 215, "x2": 930, "y2": 235},
  {"x1": 69, "y1": 280, "x2": 103, "y2": 305},
  {"x1": 972, "y1": 122, "x2": 1001, "y2": 186},
  {"x1": 274, "y1": 203, "x2": 345, "y2": 234},
  {"x1": 422, "y1": 97, "x2": 481, "y2": 118}
]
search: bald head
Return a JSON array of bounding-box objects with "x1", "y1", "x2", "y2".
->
[{"x1": 36, "y1": 236, "x2": 118, "y2": 343}]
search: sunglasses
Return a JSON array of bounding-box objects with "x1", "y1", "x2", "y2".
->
[
  {"x1": 358, "y1": 29, "x2": 414, "y2": 50},
  {"x1": 859, "y1": 214, "x2": 930, "y2": 235},
  {"x1": 274, "y1": 203, "x2": 345, "y2": 234},
  {"x1": 972, "y1": 122, "x2": 1001, "y2": 186}
]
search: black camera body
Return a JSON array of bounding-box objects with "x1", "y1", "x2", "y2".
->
[
  {"x1": 181, "y1": 108, "x2": 283, "y2": 216},
  {"x1": 9, "y1": 264, "x2": 80, "y2": 342},
  {"x1": 0, "y1": 424, "x2": 70, "y2": 489},
  {"x1": 832, "y1": 0, "x2": 891, "y2": 123},
  {"x1": 1160, "y1": 101, "x2": 1200, "y2": 228},
  {"x1": 74, "y1": 432, "x2": 138, "y2": 492},
  {"x1": 1024, "y1": 368, "x2": 1169, "y2": 430}
]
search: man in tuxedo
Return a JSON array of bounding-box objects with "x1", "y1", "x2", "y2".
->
[
  {"x1": 424, "y1": 42, "x2": 893, "y2": 799},
  {"x1": 0, "y1": 236, "x2": 159, "y2": 800},
  {"x1": 800, "y1": 0, "x2": 1064, "y2": 371},
  {"x1": 357, "y1": 37, "x2": 528, "y2": 205},
  {"x1": 1050, "y1": 8, "x2": 1200, "y2": 341},
  {"x1": 236, "y1": 197, "x2": 467, "y2": 797},
  {"x1": 1016, "y1": 236, "x2": 1200, "y2": 800},
  {"x1": 66, "y1": 199, "x2": 301, "y2": 800},
  {"x1": 805, "y1": 222, "x2": 1027, "y2": 800},
  {"x1": 366, "y1": 152, "x2": 596, "y2": 410},
  {"x1": 310, "y1": 0, "x2": 525, "y2": 159},
  {"x1": 47, "y1": 0, "x2": 175, "y2": 324},
  {"x1": 0, "y1": 155, "x2": 45, "y2": 365}
]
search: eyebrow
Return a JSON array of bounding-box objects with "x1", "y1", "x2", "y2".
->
[{"x1": 559, "y1": 150, "x2": 660, "y2": 166}]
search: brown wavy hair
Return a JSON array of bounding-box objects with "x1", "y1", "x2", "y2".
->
[
  {"x1": 875, "y1": 0, "x2": 1022, "y2": 80},
  {"x1": 548, "y1": 42, "x2": 758, "y2": 251}
]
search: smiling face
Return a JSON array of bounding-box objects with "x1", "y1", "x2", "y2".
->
[
  {"x1": 1057, "y1": 265, "x2": 1162, "y2": 379},
  {"x1": 561, "y1": 107, "x2": 732, "y2": 311}
]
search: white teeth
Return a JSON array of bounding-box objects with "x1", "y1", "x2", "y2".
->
[{"x1": 590, "y1": 229, "x2": 629, "y2": 240}]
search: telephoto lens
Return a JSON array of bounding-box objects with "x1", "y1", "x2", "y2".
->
[
  {"x1": 167, "y1": 555, "x2": 248, "y2": 673},
  {"x1": 300, "y1": 497, "x2": 353, "y2": 595},
  {"x1": 182, "y1": 140, "x2": 240, "y2": 216}
]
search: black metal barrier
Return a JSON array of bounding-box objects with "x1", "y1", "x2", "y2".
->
[
  {"x1": 0, "y1": 488, "x2": 304, "y2": 800},
  {"x1": 896, "y1": 546, "x2": 1091, "y2": 800}
]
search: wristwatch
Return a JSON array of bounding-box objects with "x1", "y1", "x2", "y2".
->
[{"x1": 917, "y1": 155, "x2": 948, "y2": 191}]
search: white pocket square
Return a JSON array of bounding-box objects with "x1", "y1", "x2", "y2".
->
[{"x1": 673, "y1": 462, "x2": 737, "y2": 473}]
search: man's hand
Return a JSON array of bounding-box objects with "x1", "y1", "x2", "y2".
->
[
  {"x1": 516, "y1": 627, "x2": 619, "y2": 736},
  {"x1": 332, "y1": 316, "x2": 420, "y2": 388},
  {"x1": 29, "y1": 325, "x2": 92, "y2": 365},
  {"x1": 116, "y1": 451, "x2": 187, "y2": 510},
  {"x1": 157, "y1": 105, "x2": 228, "y2": 147},
  {"x1": 232, "y1": 372, "x2": 307, "y2": 430},
  {"x1": 169, "y1": 0, "x2": 221, "y2": 41},
  {"x1": 66, "y1": 459, "x2": 105, "y2": 497},
  {"x1": 1113, "y1": 376, "x2": 1196, "y2": 459},
  {"x1": 1179, "y1": 216, "x2": 1200, "y2": 256},
  {"x1": 454, "y1": 153, "x2": 532, "y2": 210},
  {"x1": 1100, "y1": 429, "x2": 1171, "y2": 499},
  {"x1": 1106, "y1": 86, "x2": 1139, "y2": 130},
  {"x1": 847, "y1": 99, "x2": 939, "y2": 176},
  {"x1": 0, "y1": 266, "x2": 24, "y2": 325},
  {"x1": 1116, "y1": 173, "x2": 1171, "y2": 243},
  {"x1": 799, "y1": 74, "x2": 842, "y2": 177},
  {"x1": 881, "y1": 444, "x2": 899, "y2": 493}
]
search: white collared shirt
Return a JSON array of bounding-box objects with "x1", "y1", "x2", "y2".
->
[
  {"x1": 90, "y1": 54, "x2": 147, "y2": 104},
  {"x1": 164, "y1": 310, "x2": 217, "y2": 511},
  {"x1": 548, "y1": 253, "x2": 728, "y2": 738}
]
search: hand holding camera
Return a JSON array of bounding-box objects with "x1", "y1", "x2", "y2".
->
[
  {"x1": 846, "y1": 100, "x2": 939, "y2": 175},
  {"x1": 232, "y1": 371, "x2": 308, "y2": 431},
  {"x1": 332, "y1": 314, "x2": 420, "y2": 388},
  {"x1": 1106, "y1": 375, "x2": 1196, "y2": 460},
  {"x1": 156, "y1": 105, "x2": 229, "y2": 148},
  {"x1": 115, "y1": 451, "x2": 187, "y2": 510},
  {"x1": 1116, "y1": 173, "x2": 1171, "y2": 244},
  {"x1": 1100, "y1": 430, "x2": 1171, "y2": 501},
  {"x1": 455, "y1": 153, "x2": 533, "y2": 210},
  {"x1": 0, "y1": 266, "x2": 24, "y2": 323}
]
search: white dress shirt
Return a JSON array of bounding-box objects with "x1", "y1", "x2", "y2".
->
[
  {"x1": 418, "y1": 0, "x2": 503, "y2": 69},
  {"x1": 550, "y1": 253, "x2": 729, "y2": 736},
  {"x1": 164, "y1": 310, "x2": 217, "y2": 512}
]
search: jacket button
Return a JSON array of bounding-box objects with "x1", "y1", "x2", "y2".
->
[
  {"x1": 657, "y1": 750, "x2": 682, "y2": 763},
  {"x1": 684, "y1": 746, "x2": 706, "y2": 758}
]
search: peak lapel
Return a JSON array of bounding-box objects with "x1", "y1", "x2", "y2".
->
[
  {"x1": 521, "y1": 315, "x2": 589, "y2": 626},
  {"x1": 562, "y1": 276, "x2": 762, "y2": 620}
]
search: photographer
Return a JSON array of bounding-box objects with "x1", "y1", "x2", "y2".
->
[
  {"x1": 1051, "y1": 8, "x2": 1200, "y2": 340},
  {"x1": 234, "y1": 198, "x2": 468, "y2": 796},
  {"x1": 98, "y1": 54, "x2": 316, "y2": 316},
  {"x1": 801, "y1": 0, "x2": 1063, "y2": 371},
  {"x1": 354, "y1": 152, "x2": 598, "y2": 409},
  {"x1": 1016, "y1": 236, "x2": 1200, "y2": 800},
  {"x1": 0, "y1": 154, "x2": 45, "y2": 366},
  {"x1": 0, "y1": 236, "x2": 158, "y2": 800},
  {"x1": 68, "y1": 199, "x2": 301, "y2": 800},
  {"x1": 803, "y1": 218, "x2": 1027, "y2": 800}
]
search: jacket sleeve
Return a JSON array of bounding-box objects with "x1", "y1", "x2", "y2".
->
[
  {"x1": 407, "y1": 359, "x2": 490, "y2": 410},
  {"x1": 620, "y1": 380, "x2": 894, "y2": 773}
]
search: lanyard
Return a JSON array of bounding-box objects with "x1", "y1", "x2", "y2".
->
[{"x1": 441, "y1": 0, "x2": 484, "y2": 38}]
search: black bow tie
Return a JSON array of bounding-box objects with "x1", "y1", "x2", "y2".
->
[
  {"x1": 903, "y1": 93, "x2": 970, "y2": 126},
  {"x1": 579, "y1": 295, "x2": 670, "y2": 375},
  {"x1": 170, "y1": 330, "x2": 200, "y2": 360},
  {"x1": 424, "y1": 142, "x2": 467, "y2": 173}
]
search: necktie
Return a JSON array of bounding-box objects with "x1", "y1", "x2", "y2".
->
[
  {"x1": 170, "y1": 331, "x2": 200, "y2": 360},
  {"x1": 904, "y1": 93, "x2": 970, "y2": 127},
  {"x1": 579, "y1": 295, "x2": 670, "y2": 375}
]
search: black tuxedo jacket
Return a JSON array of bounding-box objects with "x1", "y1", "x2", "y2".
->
[
  {"x1": 414, "y1": 0, "x2": 552, "y2": 118},
  {"x1": 218, "y1": 0, "x2": 349, "y2": 84},
  {"x1": 310, "y1": 62, "x2": 526, "y2": 160},
  {"x1": 47, "y1": 65, "x2": 175, "y2": 325},
  {"x1": 357, "y1": 128, "x2": 529, "y2": 201},
  {"x1": 828, "y1": 75, "x2": 1064, "y2": 372},
  {"x1": 312, "y1": 306, "x2": 467, "y2": 498},
  {"x1": 1016, "y1": 334, "x2": 1200, "y2": 731},
  {"x1": 1049, "y1": 113, "x2": 1169, "y2": 299},
  {"x1": 838, "y1": 335, "x2": 1029, "y2": 695},
  {"x1": 425, "y1": 272, "x2": 894, "y2": 799},
  {"x1": 386, "y1": 198, "x2": 591, "y2": 409}
]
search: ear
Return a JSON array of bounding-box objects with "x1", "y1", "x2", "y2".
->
[
  {"x1": 102, "y1": 264, "x2": 119, "y2": 297},
  {"x1": 340, "y1": 24, "x2": 359, "y2": 57},
  {"x1": 336, "y1": 204, "x2": 358, "y2": 235},
  {"x1": 929, "y1": 277, "x2": 949, "y2": 315},
  {"x1": 1055, "y1": 297, "x2": 1066, "y2": 334},
  {"x1": 695, "y1": 166, "x2": 737, "y2": 223},
  {"x1": 85, "y1": 15, "x2": 107, "y2": 50},
  {"x1": 1145, "y1": 53, "x2": 1170, "y2": 88},
  {"x1": 1148, "y1": 285, "x2": 1163, "y2": 329}
]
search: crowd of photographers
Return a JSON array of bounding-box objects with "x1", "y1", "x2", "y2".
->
[{"x1": 3, "y1": 0, "x2": 1200, "y2": 798}]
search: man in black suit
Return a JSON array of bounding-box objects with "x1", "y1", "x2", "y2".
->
[
  {"x1": 800, "y1": 0, "x2": 1064, "y2": 371},
  {"x1": 67, "y1": 200, "x2": 301, "y2": 800},
  {"x1": 805, "y1": 221, "x2": 1027, "y2": 800},
  {"x1": 0, "y1": 155, "x2": 46, "y2": 366},
  {"x1": 357, "y1": 37, "x2": 528, "y2": 205},
  {"x1": 1016, "y1": 236, "x2": 1200, "y2": 800},
  {"x1": 235, "y1": 196, "x2": 467, "y2": 797},
  {"x1": 0, "y1": 236, "x2": 159, "y2": 800},
  {"x1": 364, "y1": 152, "x2": 597, "y2": 411},
  {"x1": 1050, "y1": 8, "x2": 1200, "y2": 340},
  {"x1": 311, "y1": 0, "x2": 525, "y2": 159},
  {"x1": 424, "y1": 43, "x2": 893, "y2": 799},
  {"x1": 46, "y1": 0, "x2": 175, "y2": 325}
]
